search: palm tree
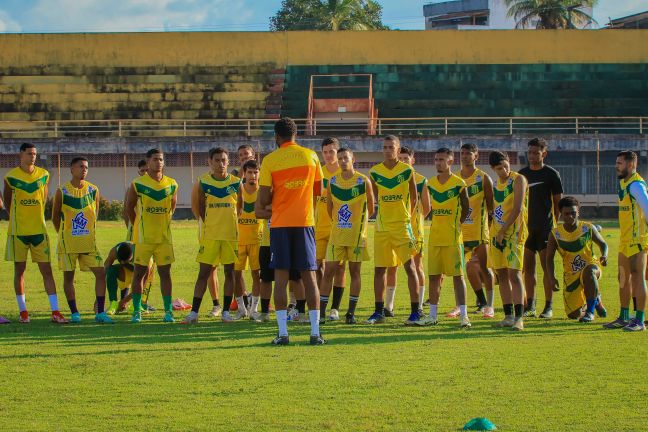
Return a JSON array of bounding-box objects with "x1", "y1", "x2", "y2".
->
[
  {"x1": 317, "y1": 0, "x2": 385, "y2": 31},
  {"x1": 505, "y1": 0, "x2": 598, "y2": 29}
]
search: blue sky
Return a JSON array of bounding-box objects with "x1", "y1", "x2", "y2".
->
[{"x1": 0, "y1": 0, "x2": 645, "y2": 33}]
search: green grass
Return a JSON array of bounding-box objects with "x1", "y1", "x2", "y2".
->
[{"x1": 0, "y1": 220, "x2": 646, "y2": 431}]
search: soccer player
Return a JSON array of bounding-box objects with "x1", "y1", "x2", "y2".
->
[
  {"x1": 603, "y1": 150, "x2": 648, "y2": 331},
  {"x1": 319, "y1": 147, "x2": 374, "y2": 324},
  {"x1": 4, "y1": 143, "x2": 68, "y2": 324},
  {"x1": 489, "y1": 151, "x2": 528, "y2": 331},
  {"x1": 231, "y1": 144, "x2": 256, "y2": 178},
  {"x1": 417, "y1": 148, "x2": 470, "y2": 328},
  {"x1": 182, "y1": 148, "x2": 243, "y2": 324},
  {"x1": 104, "y1": 241, "x2": 138, "y2": 314},
  {"x1": 518, "y1": 138, "x2": 563, "y2": 318},
  {"x1": 458, "y1": 143, "x2": 496, "y2": 318},
  {"x1": 0, "y1": 196, "x2": 9, "y2": 324},
  {"x1": 235, "y1": 159, "x2": 263, "y2": 319},
  {"x1": 51, "y1": 157, "x2": 112, "y2": 323},
  {"x1": 366, "y1": 135, "x2": 422, "y2": 325},
  {"x1": 256, "y1": 117, "x2": 325, "y2": 345},
  {"x1": 124, "y1": 148, "x2": 178, "y2": 323},
  {"x1": 546, "y1": 196, "x2": 608, "y2": 322},
  {"x1": 384, "y1": 146, "x2": 430, "y2": 317},
  {"x1": 315, "y1": 137, "x2": 347, "y2": 321}
]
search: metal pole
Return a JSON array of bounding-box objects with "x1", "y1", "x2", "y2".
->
[
  {"x1": 596, "y1": 133, "x2": 600, "y2": 209},
  {"x1": 509, "y1": 118, "x2": 513, "y2": 135},
  {"x1": 57, "y1": 142, "x2": 61, "y2": 188},
  {"x1": 444, "y1": 118, "x2": 448, "y2": 135},
  {"x1": 640, "y1": 117, "x2": 644, "y2": 135},
  {"x1": 575, "y1": 118, "x2": 579, "y2": 134},
  {"x1": 190, "y1": 141, "x2": 195, "y2": 183},
  {"x1": 123, "y1": 153, "x2": 127, "y2": 193}
]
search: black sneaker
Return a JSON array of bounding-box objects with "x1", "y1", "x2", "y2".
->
[
  {"x1": 384, "y1": 309, "x2": 394, "y2": 318},
  {"x1": 310, "y1": 334, "x2": 327, "y2": 345},
  {"x1": 345, "y1": 313, "x2": 356, "y2": 324},
  {"x1": 271, "y1": 335, "x2": 289, "y2": 346}
]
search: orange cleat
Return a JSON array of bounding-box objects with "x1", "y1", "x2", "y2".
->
[
  {"x1": 51, "y1": 311, "x2": 69, "y2": 324},
  {"x1": 19, "y1": 311, "x2": 30, "y2": 323}
]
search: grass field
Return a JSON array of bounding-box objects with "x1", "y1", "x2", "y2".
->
[{"x1": 1, "y1": 220, "x2": 647, "y2": 431}]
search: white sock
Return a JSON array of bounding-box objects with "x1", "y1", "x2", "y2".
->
[
  {"x1": 486, "y1": 289, "x2": 495, "y2": 308},
  {"x1": 236, "y1": 296, "x2": 246, "y2": 314},
  {"x1": 16, "y1": 294, "x2": 26, "y2": 312},
  {"x1": 429, "y1": 304, "x2": 438, "y2": 320},
  {"x1": 309, "y1": 310, "x2": 320, "y2": 336},
  {"x1": 386, "y1": 286, "x2": 396, "y2": 311},
  {"x1": 418, "y1": 285, "x2": 426, "y2": 304},
  {"x1": 251, "y1": 296, "x2": 260, "y2": 313},
  {"x1": 459, "y1": 304, "x2": 467, "y2": 317},
  {"x1": 48, "y1": 294, "x2": 59, "y2": 312},
  {"x1": 276, "y1": 310, "x2": 288, "y2": 337}
]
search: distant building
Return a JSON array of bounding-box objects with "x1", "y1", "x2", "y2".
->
[
  {"x1": 607, "y1": 11, "x2": 648, "y2": 29},
  {"x1": 423, "y1": 0, "x2": 592, "y2": 30}
]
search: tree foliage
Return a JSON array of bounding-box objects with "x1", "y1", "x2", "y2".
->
[{"x1": 270, "y1": 0, "x2": 388, "y2": 31}]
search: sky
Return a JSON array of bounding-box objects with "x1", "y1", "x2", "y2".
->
[{"x1": 0, "y1": 0, "x2": 645, "y2": 33}]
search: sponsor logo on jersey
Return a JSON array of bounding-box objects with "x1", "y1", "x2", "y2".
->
[
  {"x1": 208, "y1": 203, "x2": 232, "y2": 208},
  {"x1": 19, "y1": 199, "x2": 40, "y2": 206},
  {"x1": 71, "y1": 211, "x2": 90, "y2": 236},
  {"x1": 284, "y1": 179, "x2": 307, "y2": 189},
  {"x1": 571, "y1": 254, "x2": 587, "y2": 273},
  {"x1": 337, "y1": 204, "x2": 353, "y2": 229},
  {"x1": 433, "y1": 209, "x2": 452, "y2": 216},
  {"x1": 494, "y1": 205, "x2": 505, "y2": 225},
  {"x1": 382, "y1": 194, "x2": 403, "y2": 202},
  {"x1": 146, "y1": 206, "x2": 168, "y2": 214}
]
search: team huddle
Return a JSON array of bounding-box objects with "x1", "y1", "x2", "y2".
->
[{"x1": 1, "y1": 117, "x2": 647, "y2": 344}]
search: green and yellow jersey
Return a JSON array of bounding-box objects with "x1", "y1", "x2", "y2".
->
[
  {"x1": 132, "y1": 174, "x2": 178, "y2": 245},
  {"x1": 4, "y1": 166, "x2": 49, "y2": 236},
  {"x1": 460, "y1": 168, "x2": 490, "y2": 246},
  {"x1": 552, "y1": 221, "x2": 599, "y2": 289},
  {"x1": 315, "y1": 165, "x2": 341, "y2": 241},
  {"x1": 238, "y1": 186, "x2": 262, "y2": 245},
  {"x1": 491, "y1": 172, "x2": 528, "y2": 245},
  {"x1": 328, "y1": 172, "x2": 370, "y2": 248},
  {"x1": 411, "y1": 172, "x2": 428, "y2": 243},
  {"x1": 199, "y1": 173, "x2": 240, "y2": 242},
  {"x1": 369, "y1": 161, "x2": 413, "y2": 232},
  {"x1": 428, "y1": 174, "x2": 466, "y2": 246},
  {"x1": 58, "y1": 180, "x2": 99, "y2": 253},
  {"x1": 618, "y1": 172, "x2": 648, "y2": 247}
]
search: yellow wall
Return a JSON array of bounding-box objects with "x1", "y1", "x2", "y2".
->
[{"x1": 0, "y1": 30, "x2": 646, "y2": 67}]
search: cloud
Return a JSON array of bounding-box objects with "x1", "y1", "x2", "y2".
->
[{"x1": 0, "y1": 10, "x2": 21, "y2": 32}]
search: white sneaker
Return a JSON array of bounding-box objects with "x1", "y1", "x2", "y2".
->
[
  {"x1": 496, "y1": 315, "x2": 515, "y2": 327},
  {"x1": 255, "y1": 312, "x2": 270, "y2": 323},
  {"x1": 460, "y1": 315, "x2": 471, "y2": 329},
  {"x1": 208, "y1": 305, "x2": 222, "y2": 318},
  {"x1": 298, "y1": 313, "x2": 310, "y2": 324},
  {"x1": 221, "y1": 311, "x2": 235, "y2": 323},
  {"x1": 446, "y1": 306, "x2": 461, "y2": 318},
  {"x1": 235, "y1": 310, "x2": 248, "y2": 320},
  {"x1": 482, "y1": 306, "x2": 495, "y2": 319},
  {"x1": 328, "y1": 309, "x2": 340, "y2": 321},
  {"x1": 181, "y1": 312, "x2": 198, "y2": 324},
  {"x1": 288, "y1": 309, "x2": 299, "y2": 321}
]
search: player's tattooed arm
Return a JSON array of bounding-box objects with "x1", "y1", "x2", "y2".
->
[
  {"x1": 545, "y1": 232, "x2": 560, "y2": 290},
  {"x1": 51, "y1": 188, "x2": 62, "y2": 232},
  {"x1": 591, "y1": 226, "x2": 608, "y2": 266},
  {"x1": 420, "y1": 179, "x2": 431, "y2": 219},
  {"x1": 459, "y1": 187, "x2": 469, "y2": 224},
  {"x1": 366, "y1": 178, "x2": 375, "y2": 219},
  {"x1": 483, "y1": 174, "x2": 494, "y2": 225}
]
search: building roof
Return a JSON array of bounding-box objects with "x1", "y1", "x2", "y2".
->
[{"x1": 607, "y1": 10, "x2": 648, "y2": 29}]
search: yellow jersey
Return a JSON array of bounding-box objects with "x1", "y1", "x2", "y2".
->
[
  {"x1": 460, "y1": 168, "x2": 490, "y2": 244},
  {"x1": 238, "y1": 186, "x2": 262, "y2": 245},
  {"x1": 58, "y1": 181, "x2": 99, "y2": 253},
  {"x1": 491, "y1": 172, "x2": 528, "y2": 245},
  {"x1": 132, "y1": 174, "x2": 178, "y2": 245},
  {"x1": 369, "y1": 161, "x2": 413, "y2": 232},
  {"x1": 412, "y1": 172, "x2": 428, "y2": 242},
  {"x1": 315, "y1": 165, "x2": 341, "y2": 240},
  {"x1": 618, "y1": 172, "x2": 648, "y2": 247},
  {"x1": 329, "y1": 172, "x2": 370, "y2": 248},
  {"x1": 199, "y1": 173, "x2": 240, "y2": 242},
  {"x1": 428, "y1": 174, "x2": 466, "y2": 246},
  {"x1": 5, "y1": 166, "x2": 49, "y2": 236},
  {"x1": 552, "y1": 221, "x2": 598, "y2": 279}
]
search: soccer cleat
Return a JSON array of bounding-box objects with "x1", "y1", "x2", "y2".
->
[
  {"x1": 539, "y1": 308, "x2": 553, "y2": 319},
  {"x1": 579, "y1": 312, "x2": 595, "y2": 323},
  {"x1": 383, "y1": 309, "x2": 395, "y2": 318},
  {"x1": 131, "y1": 311, "x2": 142, "y2": 323},
  {"x1": 365, "y1": 312, "x2": 386, "y2": 324},
  {"x1": 423, "y1": 299, "x2": 431, "y2": 306},
  {"x1": 19, "y1": 311, "x2": 30, "y2": 323},
  {"x1": 181, "y1": 312, "x2": 198, "y2": 324},
  {"x1": 235, "y1": 310, "x2": 249, "y2": 321},
  {"x1": 51, "y1": 311, "x2": 69, "y2": 324},
  {"x1": 254, "y1": 312, "x2": 270, "y2": 323},
  {"x1": 482, "y1": 306, "x2": 495, "y2": 319},
  {"x1": 310, "y1": 334, "x2": 327, "y2": 345},
  {"x1": 414, "y1": 316, "x2": 438, "y2": 326},
  {"x1": 328, "y1": 309, "x2": 340, "y2": 321},
  {"x1": 298, "y1": 313, "x2": 310, "y2": 325},
  {"x1": 107, "y1": 301, "x2": 119, "y2": 316},
  {"x1": 287, "y1": 308, "x2": 299, "y2": 321},
  {"x1": 405, "y1": 311, "x2": 424, "y2": 326},
  {"x1": 271, "y1": 335, "x2": 289, "y2": 346},
  {"x1": 446, "y1": 306, "x2": 461, "y2": 318},
  {"x1": 208, "y1": 305, "x2": 222, "y2": 318},
  {"x1": 622, "y1": 318, "x2": 646, "y2": 332},
  {"x1": 345, "y1": 313, "x2": 357, "y2": 324},
  {"x1": 511, "y1": 317, "x2": 524, "y2": 331},
  {"x1": 0, "y1": 316, "x2": 9, "y2": 324},
  {"x1": 602, "y1": 317, "x2": 628, "y2": 329},
  {"x1": 460, "y1": 315, "x2": 472, "y2": 329},
  {"x1": 95, "y1": 312, "x2": 114, "y2": 324},
  {"x1": 473, "y1": 305, "x2": 485, "y2": 314},
  {"x1": 70, "y1": 312, "x2": 81, "y2": 323},
  {"x1": 522, "y1": 308, "x2": 536, "y2": 318},
  {"x1": 163, "y1": 311, "x2": 175, "y2": 323},
  {"x1": 172, "y1": 299, "x2": 192, "y2": 311},
  {"x1": 595, "y1": 302, "x2": 607, "y2": 318},
  {"x1": 495, "y1": 315, "x2": 515, "y2": 328},
  {"x1": 142, "y1": 303, "x2": 157, "y2": 312},
  {"x1": 221, "y1": 311, "x2": 235, "y2": 323}
]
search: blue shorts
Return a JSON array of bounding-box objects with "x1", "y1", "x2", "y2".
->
[{"x1": 270, "y1": 227, "x2": 317, "y2": 271}]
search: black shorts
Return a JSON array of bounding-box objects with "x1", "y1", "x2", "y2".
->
[
  {"x1": 525, "y1": 228, "x2": 552, "y2": 252},
  {"x1": 259, "y1": 246, "x2": 301, "y2": 283}
]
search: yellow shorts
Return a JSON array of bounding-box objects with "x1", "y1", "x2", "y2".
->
[
  {"x1": 235, "y1": 243, "x2": 260, "y2": 271},
  {"x1": 119, "y1": 266, "x2": 134, "y2": 290},
  {"x1": 5, "y1": 234, "x2": 51, "y2": 263},
  {"x1": 563, "y1": 266, "x2": 601, "y2": 316},
  {"x1": 414, "y1": 238, "x2": 425, "y2": 256},
  {"x1": 58, "y1": 250, "x2": 103, "y2": 272},
  {"x1": 197, "y1": 239, "x2": 237, "y2": 266},
  {"x1": 619, "y1": 242, "x2": 647, "y2": 258},
  {"x1": 374, "y1": 228, "x2": 416, "y2": 268},
  {"x1": 135, "y1": 243, "x2": 175, "y2": 266},
  {"x1": 316, "y1": 237, "x2": 330, "y2": 261},
  {"x1": 490, "y1": 239, "x2": 524, "y2": 270},
  {"x1": 428, "y1": 244, "x2": 465, "y2": 276},
  {"x1": 327, "y1": 244, "x2": 369, "y2": 263}
]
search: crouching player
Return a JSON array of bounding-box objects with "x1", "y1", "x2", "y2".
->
[
  {"x1": 320, "y1": 147, "x2": 374, "y2": 324},
  {"x1": 546, "y1": 197, "x2": 608, "y2": 322}
]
